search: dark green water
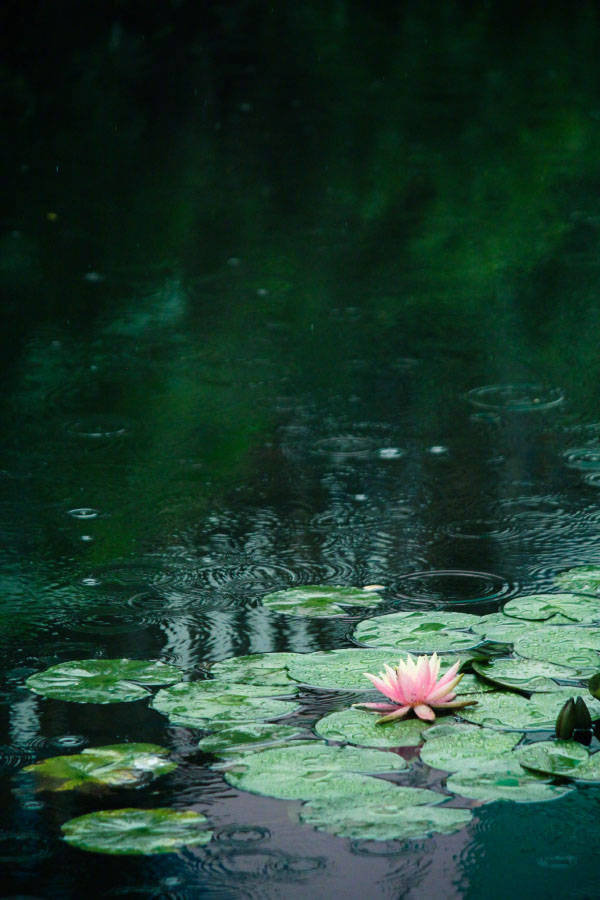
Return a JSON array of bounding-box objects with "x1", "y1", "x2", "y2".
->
[{"x1": 3, "y1": 2, "x2": 600, "y2": 896}]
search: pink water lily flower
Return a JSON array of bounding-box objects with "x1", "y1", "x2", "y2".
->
[{"x1": 355, "y1": 653, "x2": 477, "y2": 723}]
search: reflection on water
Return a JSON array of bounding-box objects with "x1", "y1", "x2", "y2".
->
[{"x1": 4, "y1": 0, "x2": 600, "y2": 896}]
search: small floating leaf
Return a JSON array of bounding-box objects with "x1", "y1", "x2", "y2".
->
[
  {"x1": 198, "y1": 723, "x2": 305, "y2": 758},
  {"x1": 151, "y1": 681, "x2": 299, "y2": 729},
  {"x1": 353, "y1": 611, "x2": 481, "y2": 652},
  {"x1": 299, "y1": 787, "x2": 469, "y2": 841},
  {"x1": 420, "y1": 724, "x2": 521, "y2": 772},
  {"x1": 26, "y1": 659, "x2": 183, "y2": 704},
  {"x1": 315, "y1": 707, "x2": 431, "y2": 748},
  {"x1": 61, "y1": 808, "x2": 212, "y2": 855},
  {"x1": 210, "y1": 652, "x2": 299, "y2": 687},
  {"x1": 446, "y1": 760, "x2": 573, "y2": 804},
  {"x1": 23, "y1": 743, "x2": 175, "y2": 791},
  {"x1": 260, "y1": 585, "x2": 383, "y2": 617}
]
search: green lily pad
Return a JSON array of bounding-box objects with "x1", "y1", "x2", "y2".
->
[
  {"x1": 518, "y1": 740, "x2": 600, "y2": 782},
  {"x1": 353, "y1": 611, "x2": 482, "y2": 653},
  {"x1": 554, "y1": 566, "x2": 600, "y2": 595},
  {"x1": 287, "y1": 648, "x2": 405, "y2": 691},
  {"x1": 223, "y1": 742, "x2": 406, "y2": 801},
  {"x1": 61, "y1": 808, "x2": 212, "y2": 855},
  {"x1": 446, "y1": 760, "x2": 573, "y2": 803},
  {"x1": 210, "y1": 653, "x2": 299, "y2": 687},
  {"x1": 198, "y1": 723, "x2": 306, "y2": 758},
  {"x1": 151, "y1": 681, "x2": 299, "y2": 729},
  {"x1": 315, "y1": 707, "x2": 432, "y2": 748},
  {"x1": 472, "y1": 658, "x2": 584, "y2": 693},
  {"x1": 260, "y1": 585, "x2": 383, "y2": 617},
  {"x1": 420, "y1": 723, "x2": 521, "y2": 771},
  {"x1": 23, "y1": 743, "x2": 176, "y2": 791},
  {"x1": 458, "y1": 689, "x2": 600, "y2": 731},
  {"x1": 502, "y1": 593, "x2": 600, "y2": 624},
  {"x1": 471, "y1": 614, "x2": 561, "y2": 643},
  {"x1": 299, "y1": 787, "x2": 470, "y2": 841},
  {"x1": 514, "y1": 627, "x2": 600, "y2": 674},
  {"x1": 26, "y1": 659, "x2": 183, "y2": 704}
]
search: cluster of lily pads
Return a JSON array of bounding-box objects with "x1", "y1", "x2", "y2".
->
[{"x1": 20, "y1": 569, "x2": 600, "y2": 851}]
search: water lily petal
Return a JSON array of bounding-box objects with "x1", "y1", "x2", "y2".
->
[
  {"x1": 376, "y1": 705, "x2": 411, "y2": 724},
  {"x1": 413, "y1": 704, "x2": 436, "y2": 721}
]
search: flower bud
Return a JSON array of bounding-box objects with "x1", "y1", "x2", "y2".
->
[
  {"x1": 574, "y1": 696, "x2": 592, "y2": 730},
  {"x1": 555, "y1": 697, "x2": 577, "y2": 739}
]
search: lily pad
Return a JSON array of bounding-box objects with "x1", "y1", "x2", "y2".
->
[
  {"x1": 315, "y1": 707, "x2": 432, "y2": 748},
  {"x1": 61, "y1": 808, "x2": 212, "y2": 855},
  {"x1": 518, "y1": 740, "x2": 600, "y2": 782},
  {"x1": 471, "y1": 614, "x2": 558, "y2": 643},
  {"x1": 198, "y1": 723, "x2": 306, "y2": 758},
  {"x1": 151, "y1": 681, "x2": 299, "y2": 729},
  {"x1": 458, "y1": 689, "x2": 600, "y2": 731},
  {"x1": 514, "y1": 628, "x2": 600, "y2": 674},
  {"x1": 299, "y1": 787, "x2": 470, "y2": 841},
  {"x1": 501, "y1": 593, "x2": 600, "y2": 624},
  {"x1": 210, "y1": 653, "x2": 299, "y2": 687},
  {"x1": 472, "y1": 658, "x2": 584, "y2": 693},
  {"x1": 287, "y1": 648, "x2": 404, "y2": 691},
  {"x1": 554, "y1": 566, "x2": 600, "y2": 595},
  {"x1": 223, "y1": 742, "x2": 406, "y2": 801},
  {"x1": 353, "y1": 611, "x2": 481, "y2": 652},
  {"x1": 26, "y1": 659, "x2": 183, "y2": 704},
  {"x1": 446, "y1": 760, "x2": 573, "y2": 803},
  {"x1": 419, "y1": 723, "x2": 521, "y2": 771},
  {"x1": 260, "y1": 585, "x2": 383, "y2": 617},
  {"x1": 23, "y1": 743, "x2": 176, "y2": 791}
]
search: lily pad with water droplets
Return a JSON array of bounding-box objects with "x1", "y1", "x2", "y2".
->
[
  {"x1": 210, "y1": 652, "x2": 300, "y2": 687},
  {"x1": 299, "y1": 786, "x2": 469, "y2": 841},
  {"x1": 315, "y1": 707, "x2": 432, "y2": 748},
  {"x1": 61, "y1": 808, "x2": 212, "y2": 855},
  {"x1": 471, "y1": 614, "x2": 561, "y2": 643},
  {"x1": 501, "y1": 593, "x2": 600, "y2": 624},
  {"x1": 514, "y1": 627, "x2": 600, "y2": 674},
  {"x1": 353, "y1": 611, "x2": 481, "y2": 652},
  {"x1": 151, "y1": 681, "x2": 299, "y2": 729},
  {"x1": 517, "y1": 740, "x2": 600, "y2": 782},
  {"x1": 458, "y1": 689, "x2": 600, "y2": 731},
  {"x1": 446, "y1": 760, "x2": 573, "y2": 804},
  {"x1": 419, "y1": 723, "x2": 521, "y2": 772},
  {"x1": 197, "y1": 723, "x2": 306, "y2": 758},
  {"x1": 260, "y1": 585, "x2": 383, "y2": 617},
  {"x1": 23, "y1": 743, "x2": 176, "y2": 791},
  {"x1": 26, "y1": 659, "x2": 183, "y2": 704},
  {"x1": 472, "y1": 658, "x2": 585, "y2": 693},
  {"x1": 223, "y1": 742, "x2": 406, "y2": 801},
  {"x1": 554, "y1": 566, "x2": 600, "y2": 595},
  {"x1": 287, "y1": 648, "x2": 405, "y2": 691}
]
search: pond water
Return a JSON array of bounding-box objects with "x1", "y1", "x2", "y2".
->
[{"x1": 3, "y1": 3, "x2": 600, "y2": 897}]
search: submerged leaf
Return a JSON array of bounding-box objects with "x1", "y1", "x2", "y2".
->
[{"x1": 198, "y1": 723, "x2": 306, "y2": 758}]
